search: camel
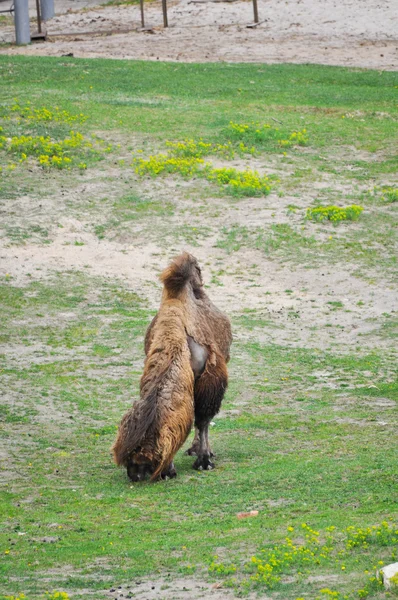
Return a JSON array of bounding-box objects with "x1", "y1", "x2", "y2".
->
[{"x1": 113, "y1": 252, "x2": 232, "y2": 481}]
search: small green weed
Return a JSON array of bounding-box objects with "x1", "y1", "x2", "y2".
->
[
  {"x1": 327, "y1": 301, "x2": 344, "y2": 310},
  {"x1": 209, "y1": 558, "x2": 237, "y2": 575},
  {"x1": 306, "y1": 205, "x2": 363, "y2": 223},
  {"x1": 389, "y1": 572, "x2": 398, "y2": 589},
  {"x1": 382, "y1": 187, "x2": 398, "y2": 203}
]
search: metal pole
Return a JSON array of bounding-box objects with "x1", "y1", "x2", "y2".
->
[
  {"x1": 35, "y1": 0, "x2": 42, "y2": 33},
  {"x1": 14, "y1": 0, "x2": 31, "y2": 44},
  {"x1": 162, "y1": 0, "x2": 168, "y2": 28},
  {"x1": 252, "y1": 0, "x2": 259, "y2": 23},
  {"x1": 139, "y1": 0, "x2": 144, "y2": 28},
  {"x1": 40, "y1": 0, "x2": 54, "y2": 21}
]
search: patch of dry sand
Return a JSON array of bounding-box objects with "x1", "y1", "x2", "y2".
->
[
  {"x1": 0, "y1": 0, "x2": 397, "y2": 69},
  {"x1": 1, "y1": 188, "x2": 397, "y2": 355}
]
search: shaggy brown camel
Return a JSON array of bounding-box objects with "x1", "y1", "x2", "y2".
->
[{"x1": 113, "y1": 252, "x2": 232, "y2": 481}]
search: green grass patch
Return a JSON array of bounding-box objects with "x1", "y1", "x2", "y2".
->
[
  {"x1": 0, "y1": 56, "x2": 397, "y2": 600},
  {"x1": 1, "y1": 274, "x2": 397, "y2": 598}
]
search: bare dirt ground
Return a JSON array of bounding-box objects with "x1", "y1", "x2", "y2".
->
[
  {"x1": 1, "y1": 164, "x2": 397, "y2": 357},
  {"x1": 0, "y1": 0, "x2": 397, "y2": 70}
]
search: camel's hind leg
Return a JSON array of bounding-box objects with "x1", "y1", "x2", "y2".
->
[
  {"x1": 186, "y1": 426, "x2": 200, "y2": 456},
  {"x1": 192, "y1": 423, "x2": 214, "y2": 471},
  {"x1": 186, "y1": 426, "x2": 214, "y2": 457},
  {"x1": 190, "y1": 355, "x2": 228, "y2": 470}
]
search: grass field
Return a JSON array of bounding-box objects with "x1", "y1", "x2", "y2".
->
[{"x1": 0, "y1": 56, "x2": 397, "y2": 600}]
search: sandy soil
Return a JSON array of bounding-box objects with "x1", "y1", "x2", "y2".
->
[
  {"x1": 1, "y1": 0, "x2": 397, "y2": 69},
  {"x1": 102, "y1": 576, "x2": 262, "y2": 599},
  {"x1": 1, "y1": 165, "x2": 397, "y2": 356}
]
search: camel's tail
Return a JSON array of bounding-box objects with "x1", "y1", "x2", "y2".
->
[{"x1": 160, "y1": 252, "x2": 200, "y2": 298}]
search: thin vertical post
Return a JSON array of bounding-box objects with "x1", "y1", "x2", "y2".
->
[
  {"x1": 35, "y1": 0, "x2": 42, "y2": 33},
  {"x1": 162, "y1": 0, "x2": 168, "y2": 28},
  {"x1": 252, "y1": 0, "x2": 259, "y2": 23},
  {"x1": 14, "y1": 0, "x2": 31, "y2": 44},
  {"x1": 40, "y1": 0, "x2": 54, "y2": 21},
  {"x1": 139, "y1": 0, "x2": 145, "y2": 28}
]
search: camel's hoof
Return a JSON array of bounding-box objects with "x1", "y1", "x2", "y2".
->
[
  {"x1": 185, "y1": 446, "x2": 199, "y2": 456},
  {"x1": 192, "y1": 455, "x2": 215, "y2": 471},
  {"x1": 161, "y1": 463, "x2": 177, "y2": 480}
]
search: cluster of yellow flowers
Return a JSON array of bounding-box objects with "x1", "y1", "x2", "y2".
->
[
  {"x1": 250, "y1": 556, "x2": 281, "y2": 587},
  {"x1": 226, "y1": 121, "x2": 309, "y2": 150},
  {"x1": 389, "y1": 572, "x2": 398, "y2": 588},
  {"x1": 316, "y1": 589, "x2": 347, "y2": 599},
  {"x1": 133, "y1": 151, "x2": 271, "y2": 197},
  {"x1": 132, "y1": 132, "x2": 272, "y2": 197},
  {"x1": 2, "y1": 130, "x2": 98, "y2": 170},
  {"x1": 9, "y1": 100, "x2": 87, "y2": 125},
  {"x1": 205, "y1": 166, "x2": 271, "y2": 197},
  {"x1": 306, "y1": 205, "x2": 364, "y2": 223},
  {"x1": 165, "y1": 138, "x2": 213, "y2": 157},
  {"x1": 0, "y1": 102, "x2": 108, "y2": 171},
  {"x1": 227, "y1": 121, "x2": 280, "y2": 145},
  {"x1": 243, "y1": 523, "x2": 335, "y2": 590},
  {"x1": 38, "y1": 155, "x2": 72, "y2": 168},
  {"x1": 208, "y1": 556, "x2": 237, "y2": 575},
  {"x1": 209, "y1": 521, "x2": 396, "y2": 596},
  {"x1": 133, "y1": 153, "x2": 204, "y2": 177},
  {"x1": 279, "y1": 129, "x2": 308, "y2": 147},
  {"x1": 165, "y1": 138, "x2": 254, "y2": 159},
  {"x1": 345, "y1": 521, "x2": 398, "y2": 550},
  {"x1": 6, "y1": 131, "x2": 92, "y2": 169},
  {"x1": 4, "y1": 593, "x2": 69, "y2": 600},
  {"x1": 228, "y1": 121, "x2": 252, "y2": 135}
]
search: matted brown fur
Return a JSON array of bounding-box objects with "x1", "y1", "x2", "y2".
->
[
  {"x1": 113, "y1": 252, "x2": 232, "y2": 480},
  {"x1": 145, "y1": 253, "x2": 232, "y2": 472}
]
